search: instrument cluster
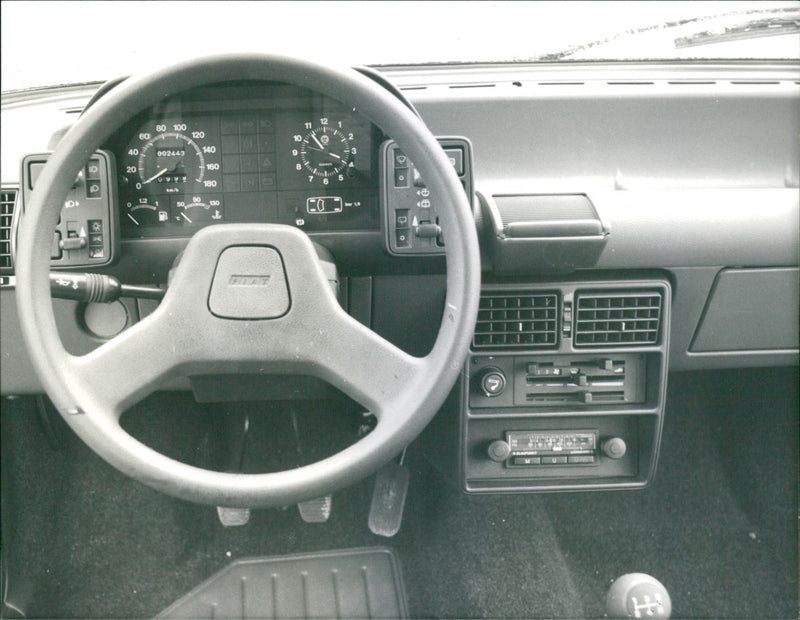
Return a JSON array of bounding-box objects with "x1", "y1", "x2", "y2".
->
[{"x1": 111, "y1": 82, "x2": 382, "y2": 237}]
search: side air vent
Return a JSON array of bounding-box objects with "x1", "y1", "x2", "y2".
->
[
  {"x1": 473, "y1": 291, "x2": 558, "y2": 349},
  {"x1": 0, "y1": 189, "x2": 17, "y2": 274},
  {"x1": 574, "y1": 291, "x2": 662, "y2": 347}
]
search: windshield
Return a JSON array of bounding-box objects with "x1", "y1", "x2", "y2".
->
[{"x1": 2, "y1": 0, "x2": 798, "y2": 92}]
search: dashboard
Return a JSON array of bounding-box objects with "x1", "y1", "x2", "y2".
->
[
  {"x1": 108, "y1": 83, "x2": 382, "y2": 236},
  {"x1": 1, "y1": 58, "x2": 798, "y2": 496},
  {"x1": 2, "y1": 62, "x2": 798, "y2": 379}
]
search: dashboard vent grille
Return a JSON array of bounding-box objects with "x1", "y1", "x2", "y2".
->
[
  {"x1": 575, "y1": 291, "x2": 662, "y2": 346},
  {"x1": 473, "y1": 291, "x2": 558, "y2": 349},
  {"x1": 0, "y1": 189, "x2": 16, "y2": 273}
]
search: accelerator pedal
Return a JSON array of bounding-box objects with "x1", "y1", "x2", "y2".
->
[
  {"x1": 368, "y1": 457, "x2": 409, "y2": 537},
  {"x1": 156, "y1": 547, "x2": 408, "y2": 619}
]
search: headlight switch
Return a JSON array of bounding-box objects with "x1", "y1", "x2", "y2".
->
[{"x1": 20, "y1": 150, "x2": 119, "y2": 269}]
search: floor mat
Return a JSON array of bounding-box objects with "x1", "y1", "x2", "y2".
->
[{"x1": 156, "y1": 548, "x2": 407, "y2": 619}]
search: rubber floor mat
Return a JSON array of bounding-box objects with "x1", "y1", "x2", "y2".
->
[{"x1": 156, "y1": 547, "x2": 407, "y2": 619}]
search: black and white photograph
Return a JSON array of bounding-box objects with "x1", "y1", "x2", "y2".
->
[{"x1": 1, "y1": 2, "x2": 798, "y2": 618}]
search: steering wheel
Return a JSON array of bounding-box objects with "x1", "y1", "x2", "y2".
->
[{"x1": 14, "y1": 54, "x2": 480, "y2": 508}]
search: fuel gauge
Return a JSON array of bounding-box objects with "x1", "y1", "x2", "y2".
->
[
  {"x1": 172, "y1": 194, "x2": 224, "y2": 226},
  {"x1": 123, "y1": 197, "x2": 169, "y2": 228}
]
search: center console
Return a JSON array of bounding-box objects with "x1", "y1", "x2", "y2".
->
[{"x1": 461, "y1": 278, "x2": 670, "y2": 493}]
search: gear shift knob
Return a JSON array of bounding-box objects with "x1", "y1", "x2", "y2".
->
[{"x1": 606, "y1": 573, "x2": 671, "y2": 618}]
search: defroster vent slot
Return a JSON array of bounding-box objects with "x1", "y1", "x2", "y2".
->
[
  {"x1": 473, "y1": 291, "x2": 558, "y2": 350},
  {"x1": 575, "y1": 291, "x2": 661, "y2": 346}
]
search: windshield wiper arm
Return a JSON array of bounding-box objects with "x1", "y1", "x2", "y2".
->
[{"x1": 675, "y1": 15, "x2": 800, "y2": 49}]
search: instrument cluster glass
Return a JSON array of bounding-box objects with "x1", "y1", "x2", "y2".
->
[{"x1": 112, "y1": 82, "x2": 381, "y2": 237}]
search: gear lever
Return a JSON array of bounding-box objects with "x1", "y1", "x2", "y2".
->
[{"x1": 606, "y1": 573, "x2": 671, "y2": 618}]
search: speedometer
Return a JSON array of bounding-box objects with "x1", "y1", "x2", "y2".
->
[
  {"x1": 138, "y1": 132, "x2": 205, "y2": 186},
  {"x1": 119, "y1": 120, "x2": 221, "y2": 198},
  {"x1": 119, "y1": 118, "x2": 222, "y2": 232}
]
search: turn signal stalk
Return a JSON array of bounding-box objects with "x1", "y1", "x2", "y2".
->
[{"x1": 49, "y1": 272, "x2": 164, "y2": 303}]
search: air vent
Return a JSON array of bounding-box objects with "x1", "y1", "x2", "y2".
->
[
  {"x1": 0, "y1": 189, "x2": 16, "y2": 273},
  {"x1": 473, "y1": 291, "x2": 558, "y2": 349},
  {"x1": 574, "y1": 291, "x2": 661, "y2": 347}
]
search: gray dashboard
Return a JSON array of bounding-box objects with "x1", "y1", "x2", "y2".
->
[{"x1": 1, "y1": 61, "x2": 798, "y2": 395}]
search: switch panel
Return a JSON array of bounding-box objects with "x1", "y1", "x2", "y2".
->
[
  {"x1": 20, "y1": 151, "x2": 118, "y2": 269},
  {"x1": 381, "y1": 137, "x2": 473, "y2": 255},
  {"x1": 469, "y1": 353, "x2": 646, "y2": 409}
]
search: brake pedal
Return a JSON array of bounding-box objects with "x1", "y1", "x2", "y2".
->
[
  {"x1": 298, "y1": 495, "x2": 332, "y2": 523},
  {"x1": 368, "y1": 453, "x2": 409, "y2": 537},
  {"x1": 216, "y1": 506, "x2": 251, "y2": 527}
]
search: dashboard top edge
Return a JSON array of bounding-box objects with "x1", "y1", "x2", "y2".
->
[{"x1": 378, "y1": 60, "x2": 800, "y2": 83}]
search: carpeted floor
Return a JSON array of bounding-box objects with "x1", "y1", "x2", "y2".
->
[
  {"x1": 541, "y1": 367, "x2": 799, "y2": 619},
  {"x1": 1, "y1": 367, "x2": 797, "y2": 619}
]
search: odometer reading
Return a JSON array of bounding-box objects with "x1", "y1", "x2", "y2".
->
[{"x1": 138, "y1": 132, "x2": 204, "y2": 187}]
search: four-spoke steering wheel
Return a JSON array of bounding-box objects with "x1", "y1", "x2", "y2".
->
[{"x1": 15, "y1": 54, "x2": 480, "y2": 508}]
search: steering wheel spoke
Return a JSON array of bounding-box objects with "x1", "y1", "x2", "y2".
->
[
  {"x1": 307, "y1": 310, "x2": 423, "y2": 419},
  {"x1": 68, "y1": 311, "x2": 182, "y2": 416}
]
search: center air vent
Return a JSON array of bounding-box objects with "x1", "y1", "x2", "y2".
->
[
  {"x1": 473, "y1": 291, "x2": 558, "y2": 349},
  {"x1": 0, "y1": 189, "x2": 17, "y2": 273},
  {"x1": 574, "y1": 291, "x2": 661, "y2": 347}
]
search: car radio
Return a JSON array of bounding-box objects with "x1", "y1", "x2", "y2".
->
[{"x1": 502, "y1": 430, "x2": 598, "y2": 466}]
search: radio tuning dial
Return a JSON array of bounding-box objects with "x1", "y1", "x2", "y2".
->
[
  {"x1": 602, "y1": 437, "x2": 627, "y2": 459},
  {"x1": 478, "y1": 367, "x2": 507, "y2": 397},
  {"x1": 487, "y1": 440, "x2": 511, "y2": 463}
]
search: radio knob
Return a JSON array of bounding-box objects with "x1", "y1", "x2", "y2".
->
[
  {"x1": 478, "y1": 367, "x2": 507, "y2": 397},
  {"x1": 487, "y1": 440, "x2": 511, "y2": 463},
  {"x1": 602, "y1": 437, "x2": 627, "y2": 459}
]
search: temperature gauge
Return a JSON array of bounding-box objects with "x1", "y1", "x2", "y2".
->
[{"x1": 172, "y1": 195, "x2": 224, "y2": 226}]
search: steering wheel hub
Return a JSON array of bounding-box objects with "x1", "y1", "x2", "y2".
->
[{"x1": 208, "y1": 244, "x2": 289, "y2": 320}]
